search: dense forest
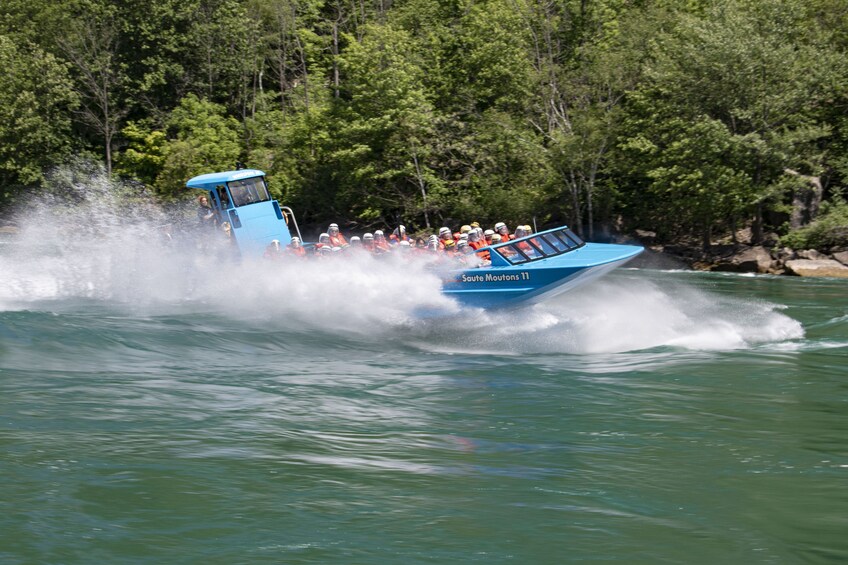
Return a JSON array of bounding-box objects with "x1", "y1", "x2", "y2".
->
[{"x1": 2, "y1": 0, "x2": 847, "y2": 248}]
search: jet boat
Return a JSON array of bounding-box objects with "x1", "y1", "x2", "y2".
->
[{"x1": 186, "y1": 168, "x2": 642, "y2": 309}]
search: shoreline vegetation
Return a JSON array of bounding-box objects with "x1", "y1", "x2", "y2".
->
[{"x1": 2, "y1": 0, "x2": 847, "y2": 267}]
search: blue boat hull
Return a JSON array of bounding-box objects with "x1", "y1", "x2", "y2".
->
[{"x1": 442, "y1": 243, "x2": 643, "y2": 309}]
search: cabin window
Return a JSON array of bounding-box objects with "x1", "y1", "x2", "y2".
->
[
  {"x1": 528, "y1": 236, "x2": 557, "y2": 256},
  {"x1": 501, "y1": 244, "x2": 530, "y2": 264},
  {"x1": 542, "y1": 233, "x2": 568, "y2": 252},
  {"x1": 216, "y1": 185, "x2": 231, "y2": 209},
  {"x1": 228, "y1": 177, "x2": 271, "y2": 207},
  {"x1": 562, "y1": 228, "x2": 584, "y2": 247}
]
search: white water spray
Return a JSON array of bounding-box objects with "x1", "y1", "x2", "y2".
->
[{"x1": 0, "y1": 166, "x2": 803, "y2": 352}]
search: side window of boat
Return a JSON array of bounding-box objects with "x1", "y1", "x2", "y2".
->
[
  {"x1": 501, "y1": 244, "x2": 529, "y2": 264},
  {"x1": 562, "y1": 229, "x2": 584, "y2": 247},
  {"x1": 216, "y1": 185, "x2": 231, "y2": 209},
  {"x1": 548, "y1": 231, "x2": 575, "y2": 250},
  {"x1": 528, "y1": 236, "x2": 557, "y2": 256},
  {"x1": 542, "y1": 233, "x2": 568, "y2": 252},
  {"x1": 229, "y1": 183, "x2": 250, "y2": 206},
  {"x1": 254, "y1": 179, "x2": 271, "y2": 202}
]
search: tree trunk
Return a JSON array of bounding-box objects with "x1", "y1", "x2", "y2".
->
[
  {"x1": 786, "y1": 169, "x2": 823, "y2": 229},
  {"x1": 752, "y1": 201, "x2": 763, "y2": 244}
]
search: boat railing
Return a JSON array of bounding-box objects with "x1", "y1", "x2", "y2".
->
[
  {"x1": 280, "y1": 206, "x2": 303, "y2": 242},
  {"x1": 485, "y1": 226, "x2": 586, "y2": 266}
]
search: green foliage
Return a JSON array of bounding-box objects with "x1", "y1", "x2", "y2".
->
[
  {"x1": 617, "y1": 0, "x2": 848, "y2": 242},
  {"x1": 780, "y1": 197, "x2": 848, "y2": 250},
  {"x1": 3, "y1": 0, "x2": 848, "y2": 248},
  {"x1": 154, "y1": 95, "x2": 243, "y2": 199},
  {"x1": 114, "y1": 122, "x2": 168, "y2": 187},
  {"x1": 0, "y1": 35, "x2": 78, "y2": 204},
  {"x1": 330, "y1": 23, "x2": 437, "y2": 226}
]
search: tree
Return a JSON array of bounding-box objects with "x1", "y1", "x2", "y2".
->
[
  {"x1": 330, "y1": 23, "x2": 439, "y2": 227},
  {"x1": 57, "y1": 0, "x2": 128, "y2": 176},
  {"x1": 0, "y1": 35, "x2": 78, "y2": 205},
  {"x1": 164, "y1": 94, "x2": 243, "y2": 196},
  {"x1": 617, "y1": 0, "x2": 846, "y2": 247}
]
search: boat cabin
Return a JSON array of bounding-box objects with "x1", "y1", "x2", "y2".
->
[{"x1": 186, "y1": 169, "x2": 302, "y2": 257}]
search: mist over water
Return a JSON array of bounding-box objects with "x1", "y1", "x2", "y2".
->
[{"x1": 0, "y1": 169, "x2": 804, "y2": 353}]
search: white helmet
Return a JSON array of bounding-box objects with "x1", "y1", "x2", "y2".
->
[
  {"x1": 350, "y1": 236, "x2": 361, "y2": 244},
  {"x1": 363, "y1": 232, "x2": 374, "y2": 240},
  {"x1": 319, "y1": 232, "x2": 330, "y2": 244},
  {"x1": 291, "y1": 236, "x2": 301, "y2": 247},
  {"x1": 328, "y1": 223, "x2": 339, "y2": 235},
  {"x1": 374, "y1": 230, "x2": 384, "y2": 238},
  {"x1": 494, "y1": 222, "x2": 507, "y2": 232},
  {"x1": 438, "y1": 227, "x2": 451, "y2": 238},
  {"x1": 484, "y1": 229, "x2": 495, "y2": 237},
  {"x1": 491, "y1": 234, "x2": 502, "y2": 243}
]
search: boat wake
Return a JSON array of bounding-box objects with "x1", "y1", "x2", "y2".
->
[
  {"x1": 411, "y1": 275, "x2": 804, "y2": 354},
  {"x1": 0, "y1": 167, "x2": 803, "y2": 353}
]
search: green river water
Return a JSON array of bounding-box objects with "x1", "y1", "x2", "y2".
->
[{"x1": 1, "y1": 252, "x2": 846, "y2": 564}]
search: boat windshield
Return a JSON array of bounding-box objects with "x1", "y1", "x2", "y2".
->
[
  {"x1": 495, "y1": 227, "x2": 585, "y2": 265},
  {"x1": 228, "y1": 177, "x2": 271, "y2": 207}
]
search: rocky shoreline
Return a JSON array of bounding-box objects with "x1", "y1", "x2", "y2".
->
[{"x1": 629, "y1": 230, "x2": 848, "y2": 278}]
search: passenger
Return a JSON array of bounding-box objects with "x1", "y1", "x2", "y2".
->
[
  {"x1": 317, "y1": 246, "x2": 333, "y2": 259},
  {"x1": 484, "y1": 229, "x2": 495, "y2": 245},
  {"x1": 458, "y1": 240, "x2": 482, "y2": 266},
  {"x1": 398, "y1": 240, "x2": 412, "y2": 255},
  {"x1": 286, "y1": 237, "x2": 307, "y2": 257},
  {"x1": 373, "y1": 230, "x2": 391, "y2": 253},
  {"x1": 460, "y1": 225, "x2": 472, "y2": 236},
  {"x1": 477, "y1": 235, "x2": 496, "y2": 262},
  {"x1": 315, "y1": 232, "x2": 332, "y2": 252},
  {"x1": 427, "y1": 235, "x2": 440, "y2": 253},
  {"x1": 349, "y1": 235, "x2": 362, "y2": 248},
  {"x1": 494, "y1": 222, "x2": 514, "y2": 241},
  {"x1": 197, "y1": 194, "x2": 216, "y2": 228},
  {"x1": 514, "y1": 225, "x2": 528, "y2": 239},
  {"x1": 438, "y1": 227, "x2": 454, "y2": 250},
  {"x1": 328, "y1": 223, "x2": 347, "y2": 247},
  {"x1": 264, "y1": 239, "x2": 284, "y2": 260},
  {"x1": 415, "y1": 236, "x2": 427, "y2": 249},
  {"x1": 362, "y1": 232, "x2": 375, "y2": 252},
  {"x1": 467, "y1": 229, "x2": 484, "y2": 250},
  {"x1": 443, "y1": 239, "x2": 457, "y2": 255},
  {"x1": 390, "y1": 225, "x2": 410, "y2": 245}
]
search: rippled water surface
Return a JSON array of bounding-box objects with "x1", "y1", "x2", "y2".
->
[{"x1": 1, "y1": 186, "x2": 847, "y2": 563}]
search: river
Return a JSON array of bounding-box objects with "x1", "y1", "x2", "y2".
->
[{"x1": 1, "y1": 185, "x2": 846, "y2": 563}]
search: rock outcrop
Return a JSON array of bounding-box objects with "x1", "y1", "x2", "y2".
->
[
  {"x1": 711, "y1": 246, "x2": 773, "y2": 274},
  {"x1": 784, "y1": 259, "x2": 848, "y2": 278}
]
